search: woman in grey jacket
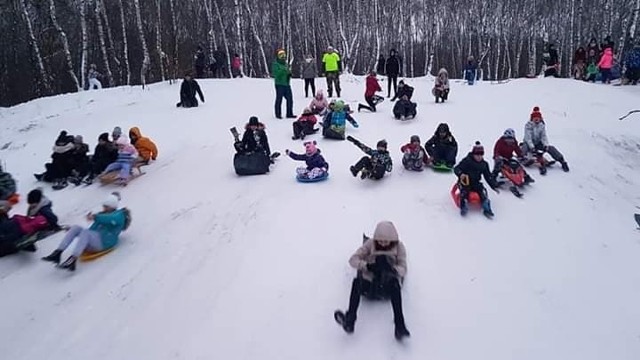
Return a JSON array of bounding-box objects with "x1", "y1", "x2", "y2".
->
[{"x1": 301, "y1": 55, "x2": 317, "y2": 98}]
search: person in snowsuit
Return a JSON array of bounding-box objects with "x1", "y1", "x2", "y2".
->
[
  {"x1": 400, "y1": 135, "x2": 427, "y2": 171},
  {"x1": 84, "y1": 133, "x2": 118, "y2": 184},
  {"x1": 34, "y1": 130, "x2": 76, "y2": 189},
  {"x1": 598, "y1": 47, "x2": 614, "y2": 84},
  {"x1": 322, "y1": 100, "x2": 359, "y2": 140},
  {"x1": 520, "y1": 106, "x2": 569, "y2": 174},
  {"x1": 301, "y1": 54, "x2": 317, "y2": 98},
  {"x1": 454, "y1": 142, "x2": 500, "y2": 217},
  {"x1": 357, "y1": 71, "x2": 383, "y2": 112},
  {"x1": 129, "y1": 127, "x2": 158, "y2": 165},
  {"x1": 322, "y1": 46, "x2": 342, "y2": 97},
  {"x1": 177, "y1": 72, "x2": 205, "y2": 108},
  {"x1": 88, "y1": 64, "x2": 102, "y2": 90},
  {"x1": 26, "y1": 188, "x2": 60, "y2": 230},
  {"x1": 194, "y1": 46, "x2": 206, "y2": 78},
  {"x1": 464, "y1": 56, "x2": 478, "y2": 85},
  {"x1": 286, "y1": 140, "x2": 329, "y2": 180},
  {"x1": 543, "y1": 43, "x2": 560, "y2": 77},
  {"x1": 292, "y1": 108, "x2": 318, "y2": 140},
  {"x1": 335, "y1": 221, "x2": 410, "y2": 340},
  {"x1": 376, "y1": 55, "x2": 386, "y2": 76},
  {"x1": 424, "y1": 123, "x2": 458, "y2": 168},
  {"x1": 231, "y1": 54, "x2": 243, "y2": 78},
  {"x1": 433, "y1": 68, "x2": 450, "y2": 103},
  {"x1": 573, "y1": 47, "x2": 587, "y2": 80},
  {"x1": 309, "y1": 90, "x2": 329, "y2": 115},
  {"x1": 42, "y1": 192, "x2": 128, "y2": 271},
  {"x1": 390, "y1": 80, "x2": 414, "y2": 101},
  {"x1": 624, "y1": 41, "x2": 640, "y2": 85},
  {"x1": 101, "y1": 137, "x2": 139, "y2": 184},
  {"x1": 272, "y1": 49, "x2": 295, "y2": 119},
  {"x1": 385, "y1": 49, "x2": 402, "y2": 98},
  {"x1": 392, "y1": 95, "x2": 417, "y2": 120},
  {"x1": 348, "y1": 138, "x2": 392, "y2": 180},
  {"x1": 0, "y1": 165, "x2": 17, "y2": 201},
  {"x1": 492, "y1": 128, "x2": 535, "y2": 183}
]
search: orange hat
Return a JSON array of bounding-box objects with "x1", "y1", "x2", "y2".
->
[{"x1": 530, "y1": 106, "x2": 543, "y2": 121}]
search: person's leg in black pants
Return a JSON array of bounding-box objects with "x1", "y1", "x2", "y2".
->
[
  {"x1": 274, "y1": 85, "x2": 284, "y2": 118},
  {"x1": 387, "y1": 76, "x2": 397, "y2": 97},
  {"x1": 284, "y1": 85, "x2": 294, "y2": 118},
  {"x1": 358, "y1": 96, "x2": 377, "y2": 112}
]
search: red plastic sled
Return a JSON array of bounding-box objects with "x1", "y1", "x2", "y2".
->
[
  {"x1": 450, "y1": 182, "x2": 481, "y2": 208},
  {"x1": 501, "y1": 158, "x2": 526, "y2": 186}
]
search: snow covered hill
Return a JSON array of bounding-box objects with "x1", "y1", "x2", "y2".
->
[{"x1": 1, "y1": 76, "x2": 640, "y2": 360}]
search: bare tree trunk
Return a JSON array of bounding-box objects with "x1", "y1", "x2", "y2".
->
[
  {"x1": 95, "y1": 0, "x2": 114, "y2": 86},
  {"x1": 244, "y1": 0, "x2": 269, "y2": 75},
  {"x1": 203, "y1": 0, "x2": 215, "y2": 65},
  {"x1": 117, "y1": 0, "x2": 130, "y2": 85},
  {"x1": 155, "y1": 0, "x2": 165, "y2": 81},
  {"x1": 19, "y1": 0, "x2": 51, "y2": 95},
  {"x1": 213, "y1": 0, "x2": 231, "y2": 78},
  {"x1": 233, "y1": 0, "x2": 246, "y2": 76},
  {"x1": 46, "y1": 0, "x2": 80, "y2": 90},
  {"x1": 631, "y1": 0, "x2": 640, "y2": 39},
  {"x1": 133, "y1": 0, "x2": 150, "y2": 86},
  {"x1": 80, "y1": 0, "x2": 88, "y2": 90},
  {"x1": 98, "y1": 0, "x2": 119, "y2": 83},
  {"x1": 168, "y1": 0, "x2": 178, "y2": 76}
]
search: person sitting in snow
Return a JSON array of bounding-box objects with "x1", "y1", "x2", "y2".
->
[
  {"x1": 235, "y1": 116, "x2": 273, "y2": 158},
  {"x1": 492, "y1": 128, "x2": 535, "y2": 183},
  {"x1": 357, "y1": 71, "x2": 383, "y2": 113},
  {"x1": 433, "y1": 68, "x2": 450, "y2": 103},
  {"x1": 390, "y1": 80, "x2": 414, "y2": 101},
  {"x1": 84, "y1": 132, "x2": 118, "y2": 184},
  {"x1": 453, "y1": 142, "x2": 500, "y2": 217},
  {"x1": 392, "y1": 95, "x2": 417, "y2": 120},
  {"x1": 42, "y1": 192, "x2": 129, "y2": 271},
  {"x1": 68, "y1": 135, "x2": 91, "y2": 185},
  {"x1": 584, "y1": 61, "x2": 598, "y2": 82},
  {"x1": 347, "y1": 137, "x2": 392, "y2": 180},
  {"x1": 334, "y1": 221, "x2": 410, "y2": 340},
  {"x1": 322, "y1": 100, "x2": 359, "y2": 140},
  {"x1": 308, "y1": 90, "x2": 329, "y2": 115},
  {"x1": 129, "y1": 127, "x2": 158, "y2": 165},
  {"x1": 424, "y1": 123, "x2": 458, "y2": 168},
  {"x1": 176, "y1": 72, "x2": 205, "y2": 108},
  {"x1": 400, "y1": 135, "x2": 427, "y2": 171},
  {"x1": 285, "y1": 140, "x2": 329, "y2": 180},
  {"x1": 26, "y1": 188, "x2": 60, "y2": 231},
  {"x1": 100, "y1": 137, "x2": 139, "y2": 185},
  {"x1": 0, "y1": 201, "x2": 32, "y2": 256},
  {"x1": 34, "y1": 130, "x2": 77, "y2": 189},
  {"x1": 292, "y1": 108, "x2": 319, "y2": 140},
  {"x1": 0, "y1": 165, "x2": 17, "y2": 201},
  {"x1": 520, "y1": 106, "x2": 569, "y2": 174}
]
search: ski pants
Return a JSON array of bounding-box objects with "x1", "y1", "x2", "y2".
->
[
  {"x1": 296, "y1": 167, "x2": 326, "y2": 179},
  {"x1": 402, "y1": 153, "x2": 424, "y2": 171},
  {"x1": 104, "y1": 161, "x2": 132, "y2": 180},
  {"x1": 292, "y1": 121, "x2": 315, "y2": 138},
  {"x1": 344, "y1": 276, "x2": 405, "y2": 327},
  {"x1": 322, "y1": 127, "x2": 345, "y2": 140},
  {"x1": 89, "y1": 78, "x2": 102, "y2": 90},
  {"x1": 353, "y1": 156, "x2": 385, "y2": 179},
  {"x1": 304, "y1": 78, "x2": 316, "y2": 98},
  {"x1": 325, "y1": 72, "x2": 341, "y2": 97},
  {"x1": 600, "y1": 68, "x2": 612, "y2": 83},
  {"x1": 274, "y1": 85, "x2": 294, "y2": 118},
  {"x1": 57, "y1": 225, "x2": 103, "y2": 257},
  {"x1": 359, "y1": 95, "x2": 384, "y2": 112},
  {"x1": 387, "y1": 75, "x2": 398, "y2": 97},
  {"x1": 459, "y1": 183, "x2": 490, "y2": 209},
  {"x1": 520, "y1": 142, "x2": 565, "y2": 163},
  {"x1": 427, "y1": 145, "x2": 457, "y2": 167}
]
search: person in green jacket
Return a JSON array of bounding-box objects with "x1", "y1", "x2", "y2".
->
[
  {"x1": 322, "y1": 46, "x2": 342, "y2": 98},
  {"x1": 42, "y1": 192, "x2": 129, "y2": 271},
  {"x1": 272, "y1": 48, "x2": 295, "y2": 119}
]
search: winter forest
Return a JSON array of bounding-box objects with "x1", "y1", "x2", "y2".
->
[{"x1": 1, "y1": 0, "x2": 639, "y2": 107}]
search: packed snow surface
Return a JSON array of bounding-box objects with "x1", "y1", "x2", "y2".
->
[{"x1": 1, "y1": 76, "x2": 639, "y2": 360}]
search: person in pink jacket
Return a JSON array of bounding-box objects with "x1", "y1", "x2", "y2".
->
[{"x1": 598, "y1": 47, "x2": 614, "y2": 84}]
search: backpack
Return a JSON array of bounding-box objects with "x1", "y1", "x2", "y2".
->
[{"x1": 122, "y1": 207, "x2": 132, "y2": 231}]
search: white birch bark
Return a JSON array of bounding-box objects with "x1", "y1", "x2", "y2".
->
[
  {"x1": 80, "y1": 0, "x2": 88, "y2": 90},
  {"x1": 155, "y1": 0, "x2": 165, "y2": 81},
  {"x1": 133, "y1": 0, "x2": 150, "y2": 87},
  {"x1": 213, "y1": 0, "x2": 232, "y2": 78},
  {"x1": 117, "y1": 0, "x2": 130, "y2": 85},
  {"x1": 46, "y1": 0, "x2": 79, "y2": 90},
  {"x1": 95, "y1": 0, "x2": 114, "y2": 86},
  {"x1": 19, "y1": 0, "x2": 51, "y2": 95}
]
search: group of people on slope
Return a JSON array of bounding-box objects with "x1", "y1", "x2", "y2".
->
[{"x1": 571, "y1": 37, "x2": 640, "y2": 84}]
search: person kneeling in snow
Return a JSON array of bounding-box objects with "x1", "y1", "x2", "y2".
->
[
  {"x1": 400, "y1": 135, "x2": 428, "y2": 171},
  {"x1": 521, "y1": 106, "x2": 569, "y2": 174},
  {"x1": 42, "y1": 192, "x2": 129, "y2": 271},
  {"x1": 392, "y1": 95, "x2": 417, "y2": 120},
  {"x1": 100, "y1": 137, "x2": 139, "y2": 185},
  {"x1": 335, "y1": 221, "x2": 410, "y2": 340},
  {"x1": 453, "y1": 142, "x2": 500, "y2": 217},
  {"x1": 176, "y1": 72, "x2": 205, "y2": 108},
  {"x1": 285, "y1": 140, "x2": 329, "y2": 180},
  {"x1": 492, "y1": 128, "x2": 534, "y2": 183},
  {"x1": 292, "y1": 108, "x2": 318, "y2": 140},
  {"x1": 348, "y1": 137, "x2": 392, "y2": 180}
]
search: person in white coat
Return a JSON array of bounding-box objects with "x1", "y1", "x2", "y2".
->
[
  {"x1": 88, "y1": 64, "x2": 102, "y2": 90},
  {"x1": 520, "y1": 106, "x2": 569, "y2": 173}
]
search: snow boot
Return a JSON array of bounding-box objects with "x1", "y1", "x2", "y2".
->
[
  {"x1": 58, "y1": 256, "x2": 77, "y2": 271},
  {"x1": 460, "y1": 198, "x2": 469, "y2": 216},
  {"x1": 481, "y1": 199, "x2": 494, "y2": 218},
  {"x1": 21, "y1": 243, "x2": 37, "y2": 252},
  {"x1": 360, "y1": 169, "x2": 369, "y2": 180},
  {"x1": 334, "y1": 310, "x2": 355, "y2": 333},
  {"x1": 52, "y1": 178, "x2": 68, "y2": 190},
  {"x1": 561, "y1": 161, "x2": 570, "y2": 172},
  {"x1": 394, "y1": 322, "x2": 411, "y2": 341},
  {"x1": 349, "y1": 166, "x2": 358, "y2": 177},
  {"x1": 539, "y1": 165, "x2": 547, "y2": 175},
  {"x1": 34, "y1": 173, "x2": 44, "y2": 181},
  {"x1": 42, "y1": 249, "x2": 62, "y2": 264},
  {"x1": 524, "y1": 174, "x2": 535, "y2": 184}
]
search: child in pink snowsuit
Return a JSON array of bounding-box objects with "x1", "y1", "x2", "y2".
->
[{"x1": 598, "y1": 47, "x2": 614, "y2": 84}]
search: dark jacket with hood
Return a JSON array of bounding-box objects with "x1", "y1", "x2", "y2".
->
[
  {"x1": 93, "y1": 138, "x2": 118, "y2": 171},
  {"x1": 454, "y1": 153, "x2": 499, "y2": 189},
  {"x1": 385, "y1": 50, "x2": 402, "y2": 76},
  {"x1": 574, "y1": 47, "x2": 587, "y2": 64},
  {"x1": 425, "y1": 123, "x2": 458, "y2": 152},
  {"x1": 27, "y1": 196, "x2": 59, "y2": 229},
  {"x1": 391, "y1": 83, "x2": 414, "y2": 101},
  {"x1": 179, "y1": 78, "x2": 205, "y2": 107},
  {"x1": 241, "y1": 122, "x2": 271, "y2": 156}
]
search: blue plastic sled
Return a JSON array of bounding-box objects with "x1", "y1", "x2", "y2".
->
[{"x1": 296, "y1": 172, "x2": 329, "y2": 183}]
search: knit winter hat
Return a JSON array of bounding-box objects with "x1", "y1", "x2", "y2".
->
[
  {"x1": 373, "y1": 221, "x2": 399, "y2": 242},
  {"x1": 376, "y1": 139, "x2": 388, "y2": 149},
  {"x1": 249, "y1": 116, "x2": 259, "y2": 126},
  {"x1": 304, "y1": 140, "x2": 317, "y2": 155},
  {"x1": 276, "y1": 49, "x2": 286, "y2": 58},
  {"x1": 333, "y1": 100, "x2": 345, "y2": 112},
  {"x1": 410, "y1": 135, "x2": 421, "y2": 144},
  {"x1": 112, "y1": 127, "x2": 122, "y2": 139},
  {"x1": 530, "y1": 106, "x2": 543, "y2": 121},
  {"x1": 103, "y1": 192, "x2": 121, "y2": 210},
  {"x1": 27, "y1": 188, "x2": 43, "y2": 204},
  {"x1": 302, "y1": 107, "x2": 312, "y2": 115},
  {"x1": 74, "y1": 135, "x2": 83, "y2": 144},
  {"x1": 98, "y1": 132, "x2": 109, "y2": 142},
  {"x1": 503, "y1": 128, "x2": 516, "y2": 138},
  {"x1": 471, "y1": 141, "x2": 484, "y2": 155}
]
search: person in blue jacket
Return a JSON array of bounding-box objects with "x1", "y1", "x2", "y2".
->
[
  {"x1": 42, "y1": 192, "x2": 129, "y2": 271},
  {"x1": 286, "y1": 140, "x2": 329, "y2": 180},
  {"x1": 624, "y1": 41, "x2": 640, "y2": 85},
  {"x1": 464, "y1": 56, "x2": 478, "y2": 85}
]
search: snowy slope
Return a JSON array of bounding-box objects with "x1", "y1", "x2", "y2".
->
[{"x1": 1, "y1": 76, "x2": 640, "y2": 360}]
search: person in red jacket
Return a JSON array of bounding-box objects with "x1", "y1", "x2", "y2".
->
[
  {"x1": 357, "y1": 71, "x2": 384, "y2": 112},
  {"x1": 492, "y1": 128, "x2": 534, "y2": 183},
  {"x1": 291, "y1": 107, "x2": 319, "y2": 140}
]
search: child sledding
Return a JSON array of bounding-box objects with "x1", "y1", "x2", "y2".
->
[
  {"x1": 285, "y1": 140, "x2": 329, "y2": 182},
  {"x1": 452, "y1": 142, "x2": 500, "y2": 218},
  {"x1": 322, "y1": 100, "x2": 359, "y2": 140},
  {"x1": 98, "y1": 137, "x2": 142, "y2": 186},
  {"x1": 425, "y1": 123, "x2": 458, "y2": 171},
  {"x1": 231, "y1": 116, "x2": 280, "y2": 176},
  {"x1": 392, "y1": 95, "x2": 417, "y2": 120},
  {"x1": 291, "y1": 108, "x2": 319, "y2": 140},
  {"x1": 347, "y1": 136, "x2": 393, "y2": 180},
  {"x1": 492, "y1": 128, "x2": 535, "y2": 198},
  {"x1": 521, "y1": 106, "x2": 569, "y2": 175},
  {"x1": 400, "y1": 135, "x2": 428, "y2": 171}
]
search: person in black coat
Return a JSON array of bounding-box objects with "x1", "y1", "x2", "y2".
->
[
  {"x1": 0, "y1": 201, "x2": 30, "y2": 257},
  {"x1": 390, "y1": 80, "x2": 414, "y2": 101},
  {"x1": 385, "y1": 49, "x2": 402, "y2": 98},
  {"x1": 544, "y1": 43, "x2": 560, "y2": 78},
  {"x1": 392, "y1": 95, "x2": 417, "y2": 120},
  {"x1": 236, "y1": 116, "x2": 272, "y2": 157},
  {"x1": 176, "y1": 72, "x2": 205, "y2": 108},
  {"x1": 453, "y1": 142, "x2": 500, "y2": 217},
  {"x1": 34, "y1": 131, "x2": 76, "y2": 189},
  {"x1": 69, "y1": 135, "x2": 90, "y2": 180},
  {"x1": 376, "y1": 55, "x2": 386, "y2": 76},
  {"x1": 85, "y1": 133, "x2": 118, "y2": 184},
  {"x1": 424, "y1": 123, "x2": 458, "y2": 167}
]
